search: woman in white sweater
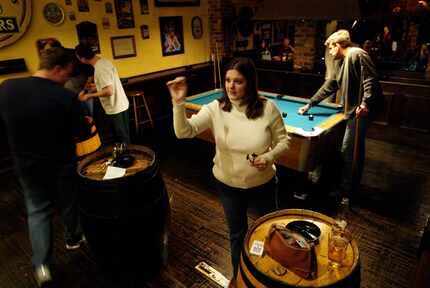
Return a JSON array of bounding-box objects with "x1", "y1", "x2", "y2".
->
[{"x1": 167, "y1": 57, "x2": 289, "y2": 286}]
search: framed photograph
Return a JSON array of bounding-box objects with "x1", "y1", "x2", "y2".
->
[
  {"x1": 77, "y1": 0, "x2": 90, "y2": 12},
  {"x1": 102, "y1": 17, "x2": 110, "y2": 29},
  {"x1": 105, "y1": 2, "x2": 113, "y2": 13},
  {"x1": 154, "y1": 0, "x2": 199, "y2": 7},
  {"x1": 67, "y1": 11, "x2": 76, "y2": 21},
  {"x1": 191, "y1": 16, "x2": 203, "y2": 39},
  {"x1": 140, "y1": 0, "x2": 149, "y2": 14},
  {"x1": 114, "y1": 0, "x2": 135, "y2": 29},
  {"x1": 159, "y1": 16, "x2": 184, "y2": 56},
  {"x1": 111, "y1": 36, "x2": 136, "y2": 59},
  {"x1": 140, "y1": 25, "x2": 150, "y2": 39}
]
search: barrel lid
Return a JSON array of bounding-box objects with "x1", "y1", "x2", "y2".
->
[
  {"x1": 77, "y1": 144, "x2": 155, "y2": 181},
  {"x1": 241, "y1": 209, "x2": 360, "y2": 287}
]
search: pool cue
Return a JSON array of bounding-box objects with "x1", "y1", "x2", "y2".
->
[
  {"x1": 215, "y1": 42, "x2": 221, "y2": 89},
  {"x1": 212, "y1": 52, "x2": 217, "y2": 88}
]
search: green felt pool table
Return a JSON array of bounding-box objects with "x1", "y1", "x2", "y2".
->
[{"x1": 185, "y1": 89, "x2": 346, "y2": 172}]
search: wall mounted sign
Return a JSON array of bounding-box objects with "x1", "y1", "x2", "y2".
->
[
  {"x1": 76, "y1": 21, "x2": 101, "y2": 53},
  {"x1": 159, "y1": 16, "x2": 184, "y2": 56},
  {"x1": 0, "y1": 0, "x2": 32, "y2": 49},
  {"x1": 43, "y1": 3, "x2": 65, "y2": 26},
  {"x1": 191, "y1": 16, "x2": 202, "y2": 39}
]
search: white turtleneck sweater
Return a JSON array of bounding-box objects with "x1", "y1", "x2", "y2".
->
[{"x1": 173, "y1": 98, "x2": 289, "y2": 189}]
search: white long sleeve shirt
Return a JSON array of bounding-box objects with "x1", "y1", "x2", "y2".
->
[{"x1": 173, "y1": 98, "x2": 289, "y2": 189}]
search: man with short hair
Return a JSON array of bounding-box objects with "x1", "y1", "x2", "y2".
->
[
  {"x1": 298, "y1": 29, "x2": 380, "y2": 207},
  {"x1": 0, "y1": 47, "x2": 85, "y2": 287},
  {"x1": 75, "y1": 44, "x2": 130, "y2": 144}
]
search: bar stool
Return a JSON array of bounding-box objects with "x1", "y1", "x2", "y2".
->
[{"x1": 127, "y1": 90, "x2": 154, "y2": 133}]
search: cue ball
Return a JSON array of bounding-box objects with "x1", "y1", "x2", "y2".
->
[
  {"x1": 282, "y1": 112, "x2": 288, "y2": 118},
  {"x1": 309, "y1": 114, "x2": 314, "y2": 121}
]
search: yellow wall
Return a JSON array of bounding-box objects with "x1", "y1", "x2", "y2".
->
[{"x1": 0, "y1": 0, "x2": 210, "y2": 83}]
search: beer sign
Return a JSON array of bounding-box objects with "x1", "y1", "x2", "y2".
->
[{"x1": 0, "y1": 0, "x2": 32, "y2": 48}]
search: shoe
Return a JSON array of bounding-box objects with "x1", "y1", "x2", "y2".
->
[
  {"x1": 341, "y1": 197, "x2": 350, "y2": 206},
  {"x1": 34, "y1": 264, "x2": 53, "y2": 287},
  {"x1": 293, "y1": 192, "x2": 308, "y2": 200},
  {"x1": 65, "y1": 234, "x2": 86, "y2": 250}
]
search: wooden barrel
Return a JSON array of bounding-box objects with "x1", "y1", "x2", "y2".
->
[
  {"x1": 77, "y1": 144, "x2": 170, "y2": 286},
  {"x1": 237, "y1": 209, "x2": 360, "y2": 288},
  {"x1": 75, "y1": 116, "x2": 101, "y2": 159}
]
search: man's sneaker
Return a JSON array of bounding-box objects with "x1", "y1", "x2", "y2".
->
[
  {"x1": 293, "y1": 192, "x2": 308, "y2": 200},
  {"x1": 34, "y1": 264, "x2": 53, "y2": 287},
  {"x1": 65, "y1": 234, "x2": 86, "y2": 250}
]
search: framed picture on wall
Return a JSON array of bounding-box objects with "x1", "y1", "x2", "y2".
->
[
  {"x1": 111, "y1": 36, "x2": 136, "y2": 59},
  {"x1": 191, "y1": 16, "x2": 203, "y2": 39},
  {"x1": 159, "y1": 16, "x2": 184, "y2": 56},
  {"x1": 105, "y1": 2, "x2": 113, "y2": 13},
  {"x1": 141, "y1": 25, "x2": 150, "y2": 39},
  {"x1": 140, "y1": 0, "x2": 149, "y2": 14},
  {"x1": 114, "y1": 0, "x2": 135, "y2": 29},
  {"x1": 154, "y1": 0, "x2": 199, "y2": 7},
  {"x1": 77, "y1": 0, "x2": 90, "y2": 12}
]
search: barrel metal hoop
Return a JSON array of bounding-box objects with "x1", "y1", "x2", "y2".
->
[{"x1": 241, "y1": 250, "x2": 288, "y2": 288}]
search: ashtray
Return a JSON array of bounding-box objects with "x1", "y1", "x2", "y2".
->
[
  {"x1": 112, "y1": 154, "x2": 135, "y2": 168},
  {"x1": 286, "y1": 220, "x2": 321, "y2": 244}
]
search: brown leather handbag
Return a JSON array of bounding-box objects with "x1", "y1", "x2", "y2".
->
[{"x1": 264, "y1": 224, "x2": 318, "y2": 279}]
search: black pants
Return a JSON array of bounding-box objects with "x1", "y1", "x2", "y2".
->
[
  {"x1": 215, "y1": 176, "x2": 279, "y2": 278},
  {"x1": 108, "y1": 109, "x2": 130, "y2": 144}
]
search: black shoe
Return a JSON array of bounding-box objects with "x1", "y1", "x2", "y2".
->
[
  {"x1": 65, "y1": 234, "x2": 86, "y2": 250},
  {"x1": 34, "y1": 264, "x2": 54, "y2": 288}
]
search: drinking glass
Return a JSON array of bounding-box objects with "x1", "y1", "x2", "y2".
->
[{"x1": 327, "y1": 223, "x2": 351, "y2": 269}]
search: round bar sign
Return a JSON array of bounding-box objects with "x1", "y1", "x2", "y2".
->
[{"x1": 0, "y1": 0, "x2": 32, "y2": 49}]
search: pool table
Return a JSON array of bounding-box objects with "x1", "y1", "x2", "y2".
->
[{"x1": 185, "y1": 89, "x2": 346, "y2": 172}]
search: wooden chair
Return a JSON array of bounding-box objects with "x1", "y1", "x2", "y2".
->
[{"x1": 127, "y1": 90, "x2": 154, "y2": 133}]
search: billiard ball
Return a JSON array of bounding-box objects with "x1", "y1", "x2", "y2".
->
[
  {"x1": 276, "y1": 94, "x2": 283, "y2": 100},
  {"x1": 282, "y1": 112, "x2": 288, "y2": 118},
  {"x1": 309, "y1": 114, "x2": 314, "y2": 121}
]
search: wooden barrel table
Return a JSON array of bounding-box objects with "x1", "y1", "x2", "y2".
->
[
  {"x1": 77, "y1": 144, "x2": 170, "y2": 286},
  {"x1": 237, "y1": 209, "x2": 360, "y2": 288}
]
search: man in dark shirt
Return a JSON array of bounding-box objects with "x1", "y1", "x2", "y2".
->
[
  {"x1": 0, "y1": 47, "x2": 84, "y2": 287},
  {"x1": 298, "y1": 30, "x2": 380, "y2": 207}
]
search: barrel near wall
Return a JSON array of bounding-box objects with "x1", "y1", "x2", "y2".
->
[
  {"x1": 237, "y1": 209, "x2": 360, "y2": 288},
  {"x1": 77, "y1": 144, "x2": 170, "y2": 286},
  {"x1": 75, "y1": 116, "x2": 101, "y2": 159}
]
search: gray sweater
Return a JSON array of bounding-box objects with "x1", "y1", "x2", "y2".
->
[{"x1": 309, "y1": 47, "x2": 378, "y2": 118}]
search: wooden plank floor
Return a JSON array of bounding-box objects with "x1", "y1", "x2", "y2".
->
[{"x1": 0, "y1": 128, "x2": 429, "y2": 288}]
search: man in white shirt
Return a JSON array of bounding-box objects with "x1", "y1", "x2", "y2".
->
[{"x1": 75, "y1": 44, "x2": 130, "y2": 144}]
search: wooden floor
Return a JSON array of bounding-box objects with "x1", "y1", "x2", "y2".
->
[{"x1": 0, "y1": 124, "x2": 429, "y2": 288}]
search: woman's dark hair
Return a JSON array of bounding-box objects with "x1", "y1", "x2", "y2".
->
[{"x1": 218, "y1": 57, "x2": 266, "y2": 119}]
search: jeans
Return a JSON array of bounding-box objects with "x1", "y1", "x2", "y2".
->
[
  {"x1": 108, "y1": 109, "x2": 130, "y2": 144},
  {"x1": 215, "y1": 176, "x2": 279, "y2": 278},
  {"x1": 18, "y1": 162, "x2": 80, "y2": 267},
  {"x1": 340, "y1": 116, "x2": 368, "y2": 200}
]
